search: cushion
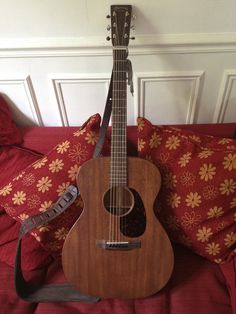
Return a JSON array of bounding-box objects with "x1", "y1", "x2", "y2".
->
[
  {"x1": 0, "y1": 146, "x2": 51, "y2": 270},
  {"x1": 0, "y1": 114, "x2": 101, "y2": 256},
  {"x1": 0, "y1": 94, "x2": 22, "y2": 145},
  {"x1": 137, "y1": 117, "x2": 236, "y2": 264}
]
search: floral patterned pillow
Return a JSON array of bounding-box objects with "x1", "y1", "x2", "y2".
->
[
  {"x1": 137, "y1": 117, "x2": 236, "y2": 264},
  {"x1": 0, "y1": 114, "x2": 101, "y2": 256}
]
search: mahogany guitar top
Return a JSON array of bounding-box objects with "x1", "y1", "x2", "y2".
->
[{"x1": 62, "y1": 157, "x2": 174, "y2": 299}]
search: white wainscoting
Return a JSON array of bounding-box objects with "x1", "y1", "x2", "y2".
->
[
  {"x1": 214, "y1": 70, "x2": 236, "y2": 123},
  {"x1": 135, "y1": 71, "x2": 204, "y2": 124},
  {"x1": 0, "y1": 34, "x2": 235, "y2": 126},
  {"x1": 0, "y1": 75, "x2": 42, "y2": 126},
  {"x1": 51, "y1": 74, "x2": 110, "y2": 126}
]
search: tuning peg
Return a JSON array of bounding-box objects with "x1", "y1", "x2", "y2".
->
[
  {"x1": 130, "y1": 36, "x2": 135, "y2": 40},
  {"x1": 132, "y1": 14, "x2": 137, "y2": 20},
  {"x1": 106, "y1": 14, "x2": 111, "y2": 18},
  {"x1": 130, "y1": 25, "x2": 135, "y2": 30},
  {"x1": 107, "y1": 25, "x2": 111, "y2": 31},
  {"x1": 106, "y1": 36, "x2": 111, "y2": 41}
]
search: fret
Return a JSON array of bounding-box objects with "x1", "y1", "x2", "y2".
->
[
  {"x1": 110, "y1": 182, "x2": 127, "y2": 186},
  {"x1": 110, "y1": 180, "x2": 127, "y2": 184},
  {"x1": 112, "y1": 98, "x2": 126, "y2": 100},
  {"x1": 111, "y1": 137, "x2": 127, "y2": 140}
]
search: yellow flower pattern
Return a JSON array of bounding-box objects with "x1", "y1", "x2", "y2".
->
[
  {"x1": 167, "y1": 193, "x2": 181, "y2": 208},
  {"x1": 224, "y1": 232, "x2": 236, "y2": 248},
  {"x1": 68, "y1": 164, "x2": 79, "y2": 181},
  {"x1": 18, "y1": 213, "x2": 29, "y2": 221},
  {"x1": 73, "y1": 128, "x2": 86, "y2": 137},
  {"x1": 222, "y1": 153, "x2": 236, "y2": 171},
  {"x1": 149, "y1": 132, "x2": 161, "y2": 148},
  {"x1": 32, "y1": 157, "x2": 48, "y2": 169},
  {"x1": 230, "y1": 197, "x2": 236, "y2": 208},
  {"x1": 205, "y1": 242, "x2": 221, "y2": 256},
  {"x1": 178, "y1": 152, "x2": 192, "y2": 167},
  {"x1": 137, "y1": 118, "x2": 236, "y2": 263},
  {"x1": 207, "y1": 206, "x2": 224, "y2": 219},
  {"x1": 199, "y1": 163, "x2": 216, "y2": 181},
  {"x1": 56, "y1": 140, "x2": 70, "y2": 154},
  {"x1": 85, "y1": 131, "x2": 98, "y2": 145},
  {"x1": 55, "y1": 227, "x2": 69, "y2": 241},
  {"x1": 219, "y1": 179, "x2": 236, "y2": 195},
  {"x1": 0, "y1": 183, "x2": 12, "y2": 196},
  {"x1": 137, "y1": 117, "x2": 145, "y2": 132},
  {"x1": 165, "y1": 135, "x2": 180, "y2": 150},
  {"x1": 12, "y1": 191, "x2": 27, "y2": 205},
  {"x1": 57, "y1": 182, "x2": 70, "y2": 196},
  {"x1": 163, "y1": 172, "x2": 177, "y2": 189},
  {"x1": 185, "y1": 192, "x2": 202, "y2": 208},
  {"x1": 138, "y1": 138, "x2": 146, "y2": 151},
  {"x1": 49, "y1": 159, "x2": 64, "y2": 173},
  {"x1": 37, "y1": 177, "x2": 52, "y2": 193},
  {"x1": 39, "y1": 201, "x2": 53, "y2": 212},
  {"x1": 196, "y1": 227, "x2": 213, "y2": 242},
  {"x1": 198, "y1": 149, "x2": 213, "y2": 159},
  {"x1": 0, "y1": 113, "x2": 101, "y2": 255}
]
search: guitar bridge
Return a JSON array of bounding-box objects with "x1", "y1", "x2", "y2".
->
[{"x1": 96, "y1": 240, "x2": 141, "y2": 251}]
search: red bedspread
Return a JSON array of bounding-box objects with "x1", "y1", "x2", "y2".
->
[{"x1": 0, "y1": 117, "x2": 235, "y2": 313}]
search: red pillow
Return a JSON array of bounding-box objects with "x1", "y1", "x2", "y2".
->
[
  {"x1": 0, "y1": 146, "x2": 51, "y2": 270},
  {"x1": 0, "y1": 95, "x2": 22, "y2": 145},
  {"x1": 137, "y1": 117, "x2": 236, "y2": 264},
  {"x1": 0, "y1": 114, "x2": 101, "y2": 257}
]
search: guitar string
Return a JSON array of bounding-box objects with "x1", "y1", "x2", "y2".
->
[
  {"x1": 111, "y1": 20, "x2": 115, "y2": 244},
  {"x1": 116, "y1": 16, "x2": 121, "y2": 245},
  {"x1": 122, "y1": 49, "x2": 127, "y2": 244},
  {"x1": 109, "y1": 11, "x2": 130, "y2": 244}
]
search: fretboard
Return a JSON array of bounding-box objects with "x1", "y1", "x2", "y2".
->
[{"x1": 110, "y1": 49, "x2": 127, "y2": 187}]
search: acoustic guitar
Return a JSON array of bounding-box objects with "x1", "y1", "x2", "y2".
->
[{"x1": 62, "y1": 5, "x2": 174, "y2": 299}]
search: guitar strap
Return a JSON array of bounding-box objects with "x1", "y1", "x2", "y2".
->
[{"x1": 14, "y1": 73, "x2": 114, "y2": 303}]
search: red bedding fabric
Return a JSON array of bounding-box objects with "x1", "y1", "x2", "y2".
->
[
  {"x1": 33, "y1": 245, "x2": 232, "y2": 314},
  {"x1": 220, "y1": 257, "x2": 236, "y2": 314},
  {"x1": 0, "y1": 121, "x2": 235, "y2": 314},
  {"x1": 20, "y1": 123, "x2": 236, "y2": 155},
  {"x1": 17, "y1": 123, "x2": 235, "y2": 314},
  {"x1": 0, "y1": 95, "x2": 22, "y2": 146},
  {"x1": 0, "y1": 260, "x2": 45, "y2": 314}
]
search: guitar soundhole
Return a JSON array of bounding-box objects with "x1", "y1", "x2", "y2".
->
[
  {"x1": 120, "y1": 188, "x2": 146, "y2": 238},
  {"x1": 103, "y1": 188, "x2": 146, "y2": 237},
  {"x1": 103, "y1": 186, "x2": 134, "y2": 216}
]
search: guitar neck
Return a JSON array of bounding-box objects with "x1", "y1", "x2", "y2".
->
[{"x1": 110, "y1": 49, "x2": 127, "y2": 187}]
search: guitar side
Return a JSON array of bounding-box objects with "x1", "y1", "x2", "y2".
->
[{"x1": 62, "y1": 157, "x2": 174, "y2": 299}]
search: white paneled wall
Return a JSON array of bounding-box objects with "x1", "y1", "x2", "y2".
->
[{"x1": 0, "y1": 1, "x2": 235, "y2": 126}]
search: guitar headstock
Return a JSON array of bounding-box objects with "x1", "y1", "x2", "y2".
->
[{"x1": 107, "y1": 5, "x2": 133, "y2": 47}]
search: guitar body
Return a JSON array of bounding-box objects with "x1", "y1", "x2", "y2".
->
[{"x1": 62, "y1": 157, "x2": 174, "y2": 299}]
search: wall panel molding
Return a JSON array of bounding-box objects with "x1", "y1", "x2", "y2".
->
[
  {"x1": 214, "y1": 70, "x2": 236, "y2": 123},
  {"x1": 1, "y1": 32, "x2": 236, "y2": 58},
  {"x1": 0, "y1": 75, "x2": 43, "y2": 126},
  {"x1": 51, "y1": 74, "x2": 110, "y2": 126},
  {"x1": 135, "y1": 71, "x2": 204, "y2": 124}
]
